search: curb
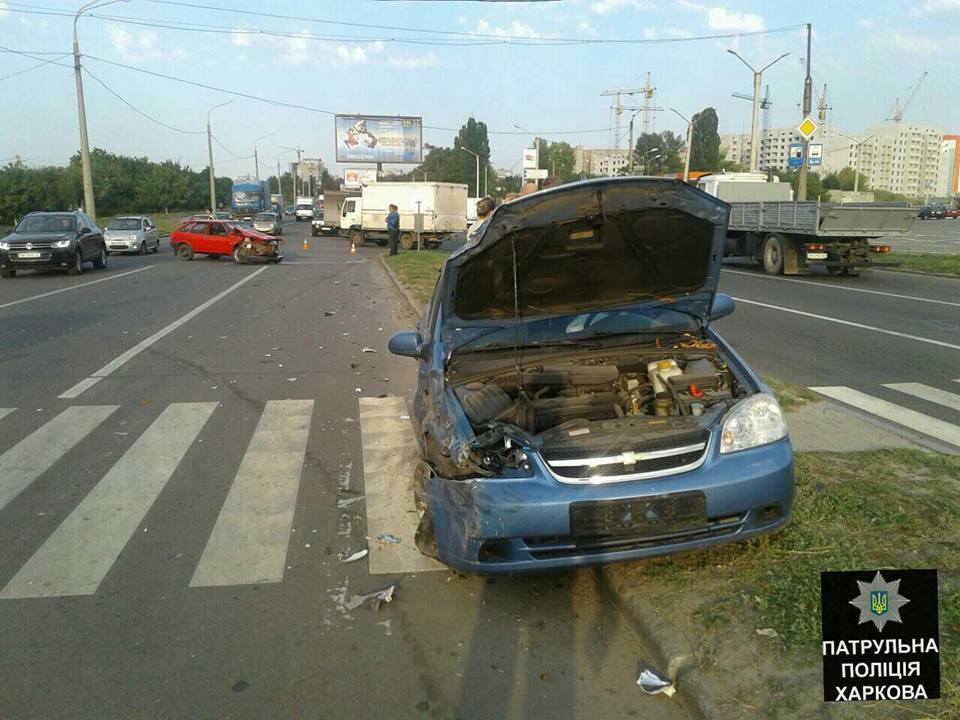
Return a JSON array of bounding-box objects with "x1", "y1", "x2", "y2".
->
[
  {"x1": 379, "y1": 254, "x2": 427, "y2": 315},
  {"x1": 596, "y1": 566, "x2": 718, "y2": 720},
  {"x1": 876, "y1": 266, "x2": 959, "y2": 280}
]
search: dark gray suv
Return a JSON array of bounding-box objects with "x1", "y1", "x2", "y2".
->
[{"x1": 0, "y1": 211, "x2": 107, "y2": 278}]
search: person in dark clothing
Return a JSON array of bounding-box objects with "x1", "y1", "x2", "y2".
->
[{"x1": 386, "y1": 204, "x2": 400, "y2": 255}]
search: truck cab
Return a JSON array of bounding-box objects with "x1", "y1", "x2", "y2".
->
[
  {"x1": 341, "y1": 197, "x2": 363, "y2": 242},
  {"x1": 294, "y1": 197, "x2": 314, "y2": 222}
]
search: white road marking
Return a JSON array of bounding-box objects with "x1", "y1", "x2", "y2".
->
[
  {"x1": 0, "y1": 266, "x2": 154, "y2": 310},
  {"x1": 0, "y1": 402, "x2": 217, "y2": 599},
  {"x1": 359, "y1": 396, "x2": 444, "y2": 575},
  {"x1": 808, "y1": 387, "x2": 960, "y2": 449},
  {"x1": 57, "y1": 376, "x2": 103, "y2": 399},
  {"x1": 280, "y1": 260, "x2": 368, "y2": 264},
  {"x1": 730, "y1": 297, "x2": 960, "y2": 352},
  {"x1": 190, "y1": 399, "x2": 314, "y2": 587},
  {"x1": 58, "y1": 266, "x2": 268, "y2": 399},
  {"x1": 0, "y1": 405, "x2": 118, "y2": 514},
  {"x1": 722, "y1": 269, "x2": 960, "y2": 308},
  {"x1": 0, "y1": 409, "x2": 15, "y2": 422},
  {"x1": 883, "y1": 383, "x2": 960, "y2": 412}
]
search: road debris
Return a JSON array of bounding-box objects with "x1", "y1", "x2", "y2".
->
[
  {"x1": 755, "y1": 627, "x2": 780, "y2": 638},
  {"x1": 345, "y1": 585, "x2": 395, "y2": 611},
  {"x1": 340, "y1": 549, "x2": 368, "y2": 563},
  {"x1": 361, "y1": 347, "x2": 377, "y2": 353},
  {"x1": 637, "y1": 666, "x2": 676, "y2": 697},
  {"x1": 377, "y1": 533, "x2": 401, "y2": 545}
]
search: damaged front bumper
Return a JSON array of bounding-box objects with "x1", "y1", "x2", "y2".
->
[{"x1": 426, "y1": 435, "x2": 794, "y2": 574}]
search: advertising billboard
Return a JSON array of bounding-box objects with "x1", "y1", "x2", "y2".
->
[
  {"x1": 335, "y1": 115, "x2": 422, "y2": 164},
  {"x1": 344, "y1": 168, "x2": 379, "y2": 189}
]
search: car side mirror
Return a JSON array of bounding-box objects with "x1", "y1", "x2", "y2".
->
[
  {"x1": 710, "y1": 293, "x2": 736, "y2": 320},
  {"x1": 388, "y1": 330, "x2": 424, "y2": 359},
  {"x1": 78, "y1": 226, "x2": 91, "y2": 235}
]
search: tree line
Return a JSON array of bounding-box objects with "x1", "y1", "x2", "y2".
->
[{"x1": 0, "y1": 149, "x2": 233, "y2": 224}]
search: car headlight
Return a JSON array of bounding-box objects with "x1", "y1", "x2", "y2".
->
[
  {"x1": 52, "y1": 239, "x2": 72, "y2": 248},
  {"x1": 0, "y1": 241, "x2": 10, "y2": 250},
  {"x1": 719, "y1": 393, "x2": 787, "y2": 454},
  {"x1": 129, "y1": 234, "x2": 138, "y2": 241}
]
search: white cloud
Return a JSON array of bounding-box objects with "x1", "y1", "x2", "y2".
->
[
  {"x1": 107, "y1": 24, "x2": 159, "y2": 63},
  {"x1": 475, "y1": 18, "x2": 545, "y2": 38},
  {"x1": 590, "y1": 0, "x2": 655, "y2": 13},
  {"x1": 231, "y1": 28, "x2": 252, "y2": 46},
  {"x1": 910, "y1": 0, "x2": 960, "y2": 15},
  {"x1": 706, "y1": 7, "x2": 765, "y2": 32},
  {"x1": 643, "y1": 26, "x2": 692, "y2": 39},
  {"x1": 456, "y1": 15, "x2": 467, "y2": 25},
  {"x1": 887, "y1": 30, "x2": 944, "y2": 59},
  {"x1": 577, "y1": 18, "x2": 598, "y2": 36},
  {"x1": 280, "y1": 32, "x2": 311, "y2": 66},
  {"x1": 334, "y1": 44, "x2": 367, "y2": 65},
  {"x1": 171, "y1": 46, "x2": 190, "y2": 60},
  {"x1": 387, "y1": 51, "x2": 439, "y2": 69},
  {"x1": 0, "y1": 2, "x2": 8, "y2": 20}
]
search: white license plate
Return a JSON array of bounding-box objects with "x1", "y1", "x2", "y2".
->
[
  {"x1": 806, "y1": 252, "x2": 828, "y2": 260},
  {"x1": 18, "y1": 252, "x2": 41, "y2": 258}
]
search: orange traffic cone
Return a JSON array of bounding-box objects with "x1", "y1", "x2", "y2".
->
[
  {"x1": 303, "y1": 237, "x2": 309, "y2": 250},
  {"x1": 350, "y1": 241, "x2": 357, "y2": 255}
]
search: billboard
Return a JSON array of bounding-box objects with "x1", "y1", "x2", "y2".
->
[
  {"x1": 344, "y1": 168, "x2": 379, "y2": 189},
  {"x1": 335, "y1": 115, "x2": 422, "y2": 164},
  {"x1": 522, "y1": 147, "x2": 538, "y2": 169}
]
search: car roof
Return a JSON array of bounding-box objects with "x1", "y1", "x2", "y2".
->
[{"x1": 26, "y1": 211, "x2": 78, "y2": 217}]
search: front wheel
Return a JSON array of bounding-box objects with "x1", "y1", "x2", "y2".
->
[
  {"x1": 350, "y1": 229, "x2": 365, "y2": 247},
  {"x1": 93, "y1": 246, "x2": 107, "y2": 270},
  {"x1": 761, "y1": 234, "x2": 785, "y2": 275},
  {"x1": 175, "y1": 243, "x2": 194, "y2": 261},
  {"x1": 232, "y1": 244, "x2": 246, "y2": 264},
  {"x1": 68, "y1": 250, "x2": 83, "y2": 275},
  {"x1": 0, "y1": 268, "x2": 15, "y2": 279},
  {"x1": 138, "y1": 241, "x2": 146, "y2": 256}
]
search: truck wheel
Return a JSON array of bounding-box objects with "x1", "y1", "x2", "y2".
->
[
  {"x1": 350, "y1": 229, "x2": 365, "y2": 247},
  {"x1": 761, "y1": 235, "x2": 785, "y2": 275},
  {"x1": 399, "y1": 232, "x2": 415, "y2": 251}
]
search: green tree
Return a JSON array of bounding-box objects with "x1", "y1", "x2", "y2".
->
[
  {"x1": 632, "y1": 131, "x2": 684, "y2": 175},
  {"x1": 777, "y1": 169, "x2": 830, "y2": 201},
  {"x1": 689, "y1": 107, "x2": 721, "y2": 172},
  {"x1": 718, "y1": 149, "x2": 745, "y2": 173},
  {"x1": 534, "y1": 139, "x2": 577, "y2": 182},
  {"x1": 454, "y1": 117, "x2": 490, "y2": 196},
  {"x1": 822, "y1": 167, "x2": 869, "y2": 191}
]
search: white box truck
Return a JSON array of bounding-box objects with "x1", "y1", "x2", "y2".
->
[
  {"x1": 340, "y1": 182, "x2": 468, "y2": 249},
  {"x1": 294, "y1": 196, "x2": 315, "y2": 222}
]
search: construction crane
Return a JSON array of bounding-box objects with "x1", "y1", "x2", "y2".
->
[
  {"x1": 602, "y1": 75, "x2": 662, "y2": 148},
  {"x1": 732, "y1": 85, "x2": 772, "y2": 166},
  {"x1": 887, "y1": 71, "x2": 927, "y2": 122},
  {"x1": 817, "y1": 83, "x2": 831, "y2": 132}
]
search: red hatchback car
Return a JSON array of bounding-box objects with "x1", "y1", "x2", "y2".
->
[{"x1": 170, "y1": 219, "x2": 274, "y2": 261}]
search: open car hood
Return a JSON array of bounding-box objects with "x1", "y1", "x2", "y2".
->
[{"x1": 440, "y1": 177, "x2": 730, "y2": 354}]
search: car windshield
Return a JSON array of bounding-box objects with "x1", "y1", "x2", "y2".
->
[
  {"x1": 107, "y1": 218, "x2": 141, "y2": 230},
  {"x1": 16, "y1": 215, "x2": 75, "y2": 233},
  {"x1": 296, "y1": 203, "x2": 311, "y2": 209},
  {"x1": 255, "y1": 214, "x2": 275, "y2": 221}
]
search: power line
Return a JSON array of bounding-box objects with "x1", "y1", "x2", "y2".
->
[
  {"x1": 0, "y1": 51, "x2": 72, "y2": 82},
  {"x1": 210, "y1": 134, "x2": 253, "y2": 160},
  {"x1": 82, "y1": 66, "x2": 205, "y2": 135}
]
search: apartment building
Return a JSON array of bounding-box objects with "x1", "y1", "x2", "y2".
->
[
  {"x1": 855, "y1": 123, "x2": 941, "y2": 198},
  {"x1": 936, "y1": 135, "x2": 960, "y2": 197},
  {"x1": 573, "y1": 147, "x2": 630, "y2": 176}
]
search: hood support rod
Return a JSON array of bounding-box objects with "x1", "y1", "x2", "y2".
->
[{"x1": 511, "y1": 235, "x2": 523, "y2": 395}]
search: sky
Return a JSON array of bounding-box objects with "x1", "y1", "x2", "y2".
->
[{"x1": 1, "y1": 0, "x2": 958, "y2": 179}]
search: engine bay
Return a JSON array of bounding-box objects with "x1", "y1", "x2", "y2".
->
[{"x1": 452, "y1": 348, "x2": 745, "y2": 437}]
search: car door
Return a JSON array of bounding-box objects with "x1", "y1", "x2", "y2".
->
[
  {"x1": 79, "y1": 214, "x2": 97, "y2": 259},
  {"x1": 143, "y1": 218, "x2": 158, "y2": 248},
  {"x1": 190, "y1": 221, "x2": 212, "y2": 252},
  {"x1": 207, "y1": 222, "x2": 233, "y2": 255}
]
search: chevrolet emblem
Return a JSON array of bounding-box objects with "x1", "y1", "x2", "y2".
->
[{"x1": 619, "y1": 451, "x2": 644, "y2": 465}]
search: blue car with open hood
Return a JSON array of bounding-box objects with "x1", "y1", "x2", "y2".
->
[{"x1": 389, "y1": 177, "x2": 794, "y2": 574}]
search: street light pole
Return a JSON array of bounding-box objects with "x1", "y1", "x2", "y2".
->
[
  {"x1": 513, "y1": 124, "x2": 542, "y2": 189},
  {"x1": 206, "y1": 100, "x2": 232, "y2": 213},
  {"x1": 841, "y1": 134, "x2": 874, "y2": 193},
  {"x1": 671, "y1": 108, "x2": 695, "y2": 182},
  {"x1": 798, "y1": 23, "x2": 813, "y2": 201},
  {"x1": 280, "y1": 144, "x2": 303, "y2": 197},
  {"x1": 727, "y1": 49, "x2": 790, "y2": 174},
  {"x1": 253, "y1": 133, "x2": 274, "y2": 184},
  {"x1": 460, "y1": 146, "x2": 480, "y2": 198},
  {"x1": 73, "y1": 0, "x2": 125, "y2": 220}
]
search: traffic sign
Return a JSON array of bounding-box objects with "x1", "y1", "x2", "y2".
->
[
  {"x1": 798, "y1": 116, "x2": 818, "y2": 140},
  {"x1": 809, "y1": 143, "x2": 823, "y2": 167},
  {"x1": 788, "y1": 143, "x2": 803, "y2": 167}
]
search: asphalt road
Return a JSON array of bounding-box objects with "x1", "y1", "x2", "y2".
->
[
  {"x1": 889, "y1": 216, "x2": 960, "y2": 254},
  {"x1": 0, "y1": 220, "x2": 687, "y2": 720}
]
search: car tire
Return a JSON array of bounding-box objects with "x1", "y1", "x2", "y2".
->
[
  {"x1": 350, "y1": 229, "x2": 365, "y2": 247},
  {"x1": 414, "y1": 507, "x2": 439, "y2": 560},
  {"x1": 175, "y1": 243, "x2": 194, "y2": 261},
  {"x1": 0, "y1": 268, "x2": 15, "y2": 279},
  {"x1": 152, "y1": 240, "x2": 160, "y2": 253},
  {"x1": 232, "y1": 244, "x2": 245, "y2": 264},
  {"x1": 68, "y1": 250, "x2": 83, "y2": 275},
  {"x1": 93, "y1": 245, "x2": 107, "y2": 270},
  {"x1": 761, "y1": 234, "x2": 785, "y2": 275},
  {"x1": 399, "y1": 232, "x2": 415, "y2": 251},
  {"x1": 138, "y1": 241, "x2": 146, "y2": 256}
]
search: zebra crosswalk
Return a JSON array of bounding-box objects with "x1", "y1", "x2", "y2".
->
[
  {"x1": 809, "y1": 381, "x2": 960, "y2": 451},
  {"x1": 0, "y1": 399, "x2": 319, "y2": 600}
]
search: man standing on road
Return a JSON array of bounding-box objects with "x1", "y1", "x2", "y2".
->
[{"x1": 386, "y1": 203, "x2": 400, "y2": 255}]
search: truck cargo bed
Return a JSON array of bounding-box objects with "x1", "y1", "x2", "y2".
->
[{"x1": 727, "y1": 202, "x2": 916, "y2": 237}]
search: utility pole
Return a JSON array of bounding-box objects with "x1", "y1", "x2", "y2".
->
[
  {"x1": 670, "y1": 109, "x2": 696, "y2": 182},
  {"x1": 727, "y1": 49, "x2": 790, "y2": 174},
  {"x1": 460, "y1": 146, "x2": 480, "y2": 198},
  {"x1": 206, "y1": 100, "x2": 232, "y2": 213},
  {"x1": 798, "y1": 23, "x2": 812, "y2": 201},
  {"x1": 73, "y1": 0, "x2": 125, "y2": 220},
  {"x1": 280, "y1": 145, "x2": 303, "y2": 196},
  {"x1": 253, "y1": 133, "x2": 273, "y2": 184}
]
